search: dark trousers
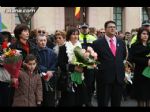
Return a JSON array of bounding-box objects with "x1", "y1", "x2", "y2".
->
[
  {"x1": 84, "y1": 69, "x2": 95, "y2": 104},
  {"x1": 96, "y1": 80, "x2": 123, "y2": 107},
  {"x1": 41, "y1": 78, "x2": 55, "y2": 107},
  {"x1": 42, "y1": 91, "x2": 55, "y2": 106},
  {"x1": 58, "y1": 83, "x2": 88, "y2": 107},
  {"x1": 0, "y1": 81, "x2": 11, "y2": 106},
  {"x1": 58, "y1": 91, "x2": 75, "y2": 107}
]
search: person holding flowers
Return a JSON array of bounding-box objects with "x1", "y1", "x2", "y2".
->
[
  {"x1": 0, "y1": 33, "x2": 12, "y2": 106},
  {"x1": 58, "y1": 28, "x2": 89, "y2": 106},
  {"x1": 9, "y1": 24, "x2": 37, "y2": 106},
  {"x1": 130, "y1": 28, "x2": 150, "y2": 107},
  {"x1": 12, "y1": 54, "x2": 43, "y2": 107}
]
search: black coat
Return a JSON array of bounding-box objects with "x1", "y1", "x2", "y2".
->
[
  {"x1": 10, "y1": 40, "x2": 37, "y2": 61},
  {"x1": 57, "y1": 44, "x2": 75, "y2": 91},
  {"x1": 92, "y1": 37, "x2": 126, "y2": 84},
  {"x1": 130, "y1": 43, "x2": 150, "y2": 100},
  {"x1": 57, "y1": 44, "x2": 88, "y2": 106}
]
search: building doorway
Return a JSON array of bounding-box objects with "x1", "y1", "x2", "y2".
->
[{"x1": 65, "y1": 7, "x2": 88, "y2": 31}]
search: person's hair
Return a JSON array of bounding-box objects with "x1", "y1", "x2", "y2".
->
[
  {"x1": 104, "y1": 20, "x2": 116, "y2": 29},
  {"x1": 89, "y1": 27, "x2": 96, "y2": 34},
  {"x1": 14, "y1": 24, "x2": 30, "y2": 40},
  {"x1": 36, "y1": 34, "x2": 47, "y2": 41},
  {"x1": 24, "y1": 54, "x2": 37, "y2": 63},
  {"x1": 1, "y1": 31, "x2": 12, "y2": 42},
  {"x1": 136, "y1": 28, "x2": 149, "y2": 44},
  {"x1": 125, "y1": 32, "x2": 131, "y2": 35},
  {"x1": 30, "y1": 29, "x2": 37, "y2": 39},
  {"x1": 66, "y1": 28, "x2": 79, "y2": 41},
  {"x1": 55, "y1": 30, "x2": 66, "y2": 39}
]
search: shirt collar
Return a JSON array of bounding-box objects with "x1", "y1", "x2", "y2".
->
[{"x1": 105, "y1": 35, "x2": 116, "y2": 43}]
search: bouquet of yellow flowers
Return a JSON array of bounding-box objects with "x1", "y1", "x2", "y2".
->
[{"x1": 0, "y1": 48, "x2": 23, "y2": 88}]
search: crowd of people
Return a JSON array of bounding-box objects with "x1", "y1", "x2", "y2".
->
[{"x1": 0, "y1": 19, "x2": 150, "y2": 107}]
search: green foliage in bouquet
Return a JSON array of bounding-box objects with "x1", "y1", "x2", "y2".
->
[
  {"x1": 4, "y1": 55, "x2": 22, "y2": 64},
  {"x1": 143, "y1": 51, "x2": 150, "y2": 78},
  {"x1": 142, "y1": 67, "x2": 150, "y2": 78},
  {"x1": 71, "y1": 72, "x2": 83, "y2": 85},
  {"x1": 72, "y1": 46, "x2": 100, "y2": 68}
]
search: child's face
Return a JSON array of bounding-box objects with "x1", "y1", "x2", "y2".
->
[{"x1": 27, "y1": 60, "x2": 37, "y2": 72}]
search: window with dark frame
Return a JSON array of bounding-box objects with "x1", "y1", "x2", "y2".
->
[
  {"x1": 142, "y1": 7, "x2": 148, "y2": 22},
  {"x1": 113, "y1": 7, "x2": 123, "y2": 32}
]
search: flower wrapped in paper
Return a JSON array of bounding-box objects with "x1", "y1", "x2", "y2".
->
[
  {"x1": 124, "y1": 60, "x2": 134, "y2": 84},
  {"x1": 72, "y1": 46, "x2": 99, "y2": 68},
  {"x1": 142, "y1": 67, "x2": 150, "y2": 78},
  {"x1": 2, "y1": 48, "x2": 23, "y2": 88},
  {"x1": 70, "y1": 46, "x2": 99, "y2": 85},
  {"x1": 142, "y1": 53, "x2": 150, "y2": 78}
]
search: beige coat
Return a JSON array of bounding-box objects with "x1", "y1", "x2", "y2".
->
[{"x1": 12, "y1": 70, "x2": 43, "y2": 107}]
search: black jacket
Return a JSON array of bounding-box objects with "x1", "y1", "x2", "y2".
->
[
  {"x1": 92, "y1": 37, "x2": 126, "y2": 84},
  {"x1": 57, "y1": 44, "x2": 75, "y2": 91},
  {"x1": 10, "y1": 40, "x2": 37, "y2": 61},
  {"x1": 130, "y1": 43, "x2": 150, "y2": 81}
]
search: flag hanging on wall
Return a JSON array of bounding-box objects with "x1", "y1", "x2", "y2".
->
[{"x1": 75, "y1": 7, "x2": 80, "y2": 20}]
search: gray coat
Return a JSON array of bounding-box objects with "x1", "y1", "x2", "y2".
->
[{"x1": 12, "y1": 70, "x2": 43, "y2": 107}]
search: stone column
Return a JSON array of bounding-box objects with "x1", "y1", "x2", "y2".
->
[
  {"x1": 124, "y1": 7, "x2": 141, "y2": 32},
  {"x1": 31, "y1": 7, "x2": 65, "y2": 34},
  {"x1": 87, "y1": 7, "x2": 113, "y2": 29}
]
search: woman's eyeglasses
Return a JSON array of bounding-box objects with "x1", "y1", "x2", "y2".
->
[{"x1": 38, "y1": 30, "x2": 46, "y2": 34}]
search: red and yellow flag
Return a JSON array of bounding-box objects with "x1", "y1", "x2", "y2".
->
[{"x1": 75, "y1": 7, "x2": 80, "y2": 20}]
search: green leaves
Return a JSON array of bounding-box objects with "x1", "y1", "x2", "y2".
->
[{"x1": 73, "y1": 46, "x2": 100, "y2": 68}]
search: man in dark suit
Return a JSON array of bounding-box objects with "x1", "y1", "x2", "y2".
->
[{"x1": 92, "y1": 20, "x2": 126, "y2": 106}]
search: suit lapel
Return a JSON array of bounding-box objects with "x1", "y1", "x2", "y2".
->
[{"x1": 115, "y1": 38, "x2": 120, "y2": 57}]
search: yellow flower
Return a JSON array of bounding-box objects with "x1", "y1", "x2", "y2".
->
[
  {"x1": 4, "y1": 51, "x2": 10, "y2": 56},
  {"x1": 4, "y1": 48, "x2": 11, "y2": 56}
]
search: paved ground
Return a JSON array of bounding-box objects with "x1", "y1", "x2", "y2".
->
[{"x1": 92, "y1": 96, "x2": 137, "y2": 107}]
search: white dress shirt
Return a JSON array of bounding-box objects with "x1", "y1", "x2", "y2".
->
[{"x1": 105, "y1": 35, "x2": 117, "y2": 48}]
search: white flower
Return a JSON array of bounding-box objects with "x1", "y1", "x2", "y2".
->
[
  {"x1": 87, "y1": 46, "x2": 94, "y2": 53},
  {"x1": 125, "y1": 72, "x2": 133, "y2": 84},
  {"x1": 65, "y1": 41, "x2": 82, "y2": 63}
]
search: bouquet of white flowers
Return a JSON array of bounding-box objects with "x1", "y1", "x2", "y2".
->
[
  {"x1": 70, "y1": 46, "x2": 100, "y2": 85},
  {"x1": 72, "y1": 46, "x2": 99, "y2": 69}
]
